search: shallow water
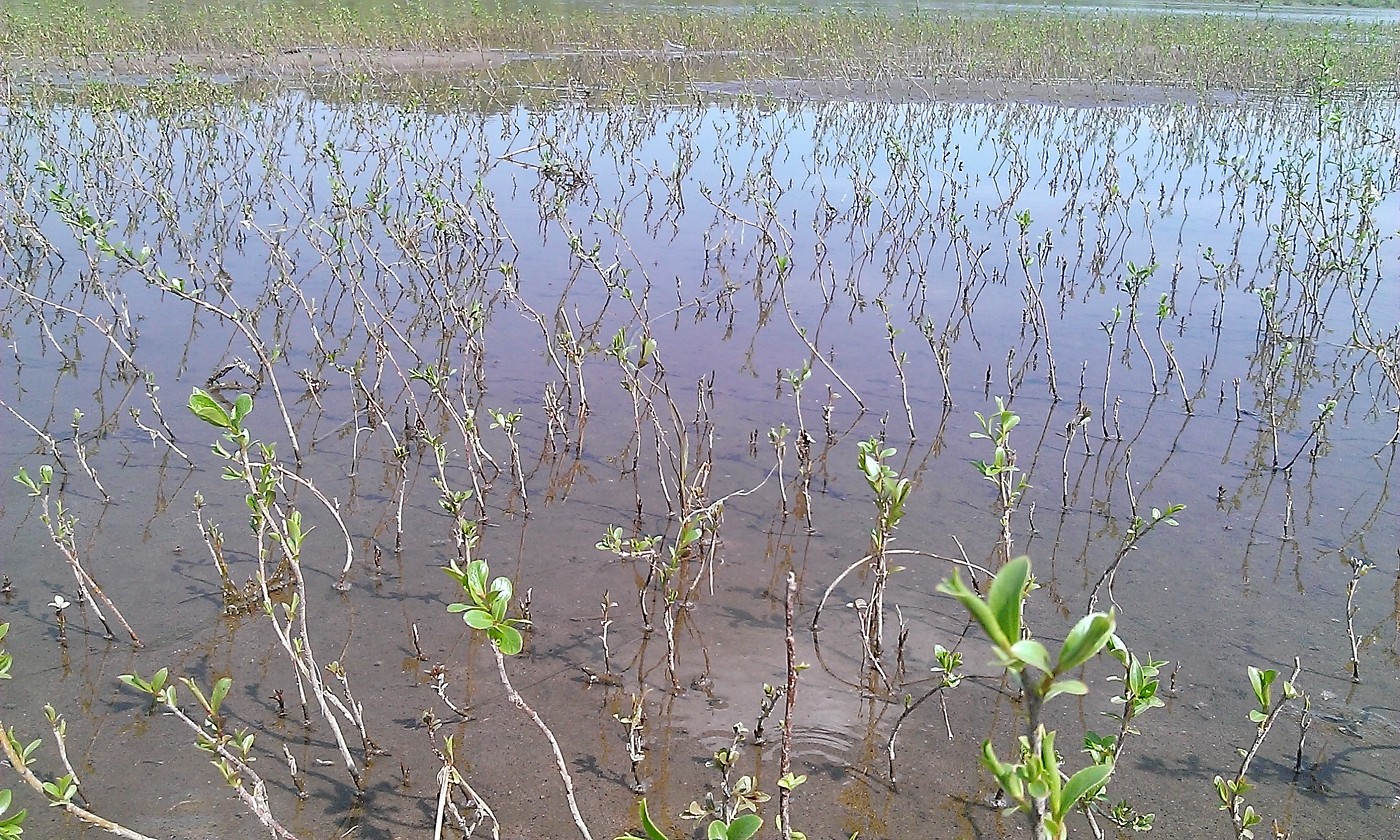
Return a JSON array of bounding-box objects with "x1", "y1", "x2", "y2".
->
[{"x1": 1, "y1": 82, "x2": 1399, "y2": 840}]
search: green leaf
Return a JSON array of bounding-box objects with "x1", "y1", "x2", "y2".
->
[
  {"x1": 980, "y1": 740, "x2": 1023, "y2": 803},
  {"x1": 726, "y1": 814, "x2": 762, "y2": 840},
  {"x1": 1058, "y1": 762, "x2": 1114, "y2": 817},
  {"x1": 462, "y1": 609, "x2": 495, "y2": 630},
  {"x1": 118, "y1": 673, "x2": 149, "y2": 693},
  {"x1": 232, "y1": 393, "x2": 253, "y2": 427},
  {"x1": 490, "y1": 576, "x2": 514, "y2": 604},
  {"x1": 181, "y1": 678, "x2": 211, "y2": 716},
  {"x1": 1044, "y1": 679, "x2": 1089, "y2": 701},
  {"x1": 492, "y1": 624, "x2": 523, "y2": 656},
  {"x1": 465, "y1": 560, "x2": 489, "y2": 599},
  {"x1": 189, "y1": 389, "x2": 231, "y2": 429},
  {"x1": 636, "y1": 798, "x2": 672, "y2": 840},
  {"x1": 1247, "y1": 666, "x2": 1275, "y2": 711},
  {"x1": 707, "y1": 821, "x2": 727, "y2": 840},
  {"x1": 210, "y1": 677, "x2": 232, "y2": 715},
  {"x1": 443, "y1": 559, "x2": 468, "y2": 585},
  {"x1": 1055, "y1": 611, "x2": 1116, "y2": 675},
  {"x1": 1009, "y1": 639, "x2": 1053, "y2": 674},
  {"x1": 937, "y1": 571, "x2": 1009, "y2": 650},
  {"x1": 986, "y1": 556, "x2": 1030, "y2": 648}
]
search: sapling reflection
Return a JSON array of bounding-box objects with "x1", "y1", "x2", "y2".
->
[
  {"x1": 785, "y1": 363, "x2": 818, "y2": 523},
  {"x1": 596, "y1": 524, "x2": 663, "y2": 633},
  {"x1": 43, "y1": 173, "x2": 306, "y2": 468},
  {"x1": 1119, "y1": 261, "x2": 1160, "y2": 392},
  {"x1": 887, "y1": 644, "x2": 963, "y2": 790},
  {"x1": 615, "y1": 692, "x2": 649, "y2": 793},
  {"x1": 68, "y1": 408, "x2": 108, "y2": 501},
  {"x1": 1086, "y1": 502, "x2": 1184, "y2": 614},
  {"x1": 1154, "y1": 293, "x2": 1193, "y2": 413},
  {"x1": 488, "y1": 407, "x2": 529, "y2": 513},
  {"x1": 770, "y1": 423, "x2": 790, "y2": 514},
  {"x1": 408, "y1": 364, "x2": 495, "y2": 520},
  {"x1": 1274, "y1": 398, "x2": 1337, "y2": 472},
  {"x1": 878, "y1": 302, "x2": 917, "y2": 439},
  {"x1": 853, "y1": 437, "x2": 910, "y2": 667}
]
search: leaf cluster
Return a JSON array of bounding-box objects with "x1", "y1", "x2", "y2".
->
[
  {"x1": 857, "y1": 437, "x2": 911, "y2": 533},
  {"x1": 445, "y1": 558, "x2": 528, "y2": 655},
  {"x1": 938, "y1": 556, "x2": 1121, "y2": 839},
  {"x1": 618, "y1": 798, "x2": 762, "y2": 840}
]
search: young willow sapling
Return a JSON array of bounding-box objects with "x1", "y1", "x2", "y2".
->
[
  {"x1": 939, "y1": 556, "x2": 1123, "y2": 840},
  {"x1": 445, "y1": 550, "x2": 594, "y2": 840}
]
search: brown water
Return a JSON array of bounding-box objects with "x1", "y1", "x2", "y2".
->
[{"x1": 1, "y1": 83, "x2": 1399, "y2": 840}]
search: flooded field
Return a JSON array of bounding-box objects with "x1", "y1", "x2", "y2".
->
[{"x1": 2, "y1": 4, "x2": 1400, "y2": 840}]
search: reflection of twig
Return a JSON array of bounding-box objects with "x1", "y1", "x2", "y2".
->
[
  {"x1": 887, "y1": 682, "x2": 954, "y2": 791},
  {"x1": 0, "y1": 395, "x2": 69, "y2": 469},
  {"x1": 780, "y1": 289, "x2": 866, "y2": 410},
  {"x1": 68, "y1": 410, "x2": 108, "y2": 501},
  {"x1": 261, "y1": 462, "x2": 358, "y2": 590},
  {"x1": 812, "y1": 549, "x2": 991, "y2": 631},
  {"x1": 1293, "y1": 696, "x2": 1311, "y2": 776},
  {"x1": 128, "y1": 406, "x2": 194, "y2": 464}
]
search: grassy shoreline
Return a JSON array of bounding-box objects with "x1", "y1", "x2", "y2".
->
[{"x1": 3, "y1": 4, "x2": 1398, "y2": 93}]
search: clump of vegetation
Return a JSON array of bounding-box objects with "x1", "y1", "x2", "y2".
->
[{"x1": 2, "y1": 1, "x2": 1397, "y2": 94}]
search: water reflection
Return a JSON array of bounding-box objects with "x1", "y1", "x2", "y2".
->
[{"x1": 1, "y1": 84, "x2": 1398, "y2": 839}]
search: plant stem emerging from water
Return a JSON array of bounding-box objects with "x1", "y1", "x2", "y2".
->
[
  {"x1": 0, "y1": 716, "x2": 161, "y2": 840},
  {"x1": 779, "y1": 570, "x2": 797, "y2": 840},
  {"x1": 492, "y1": 643, "x2": 595, "y2": 840}
]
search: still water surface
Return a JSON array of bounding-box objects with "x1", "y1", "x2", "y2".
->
[{"x1": 1, "y1": 68, "x2": 1399, "y2": 840}]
